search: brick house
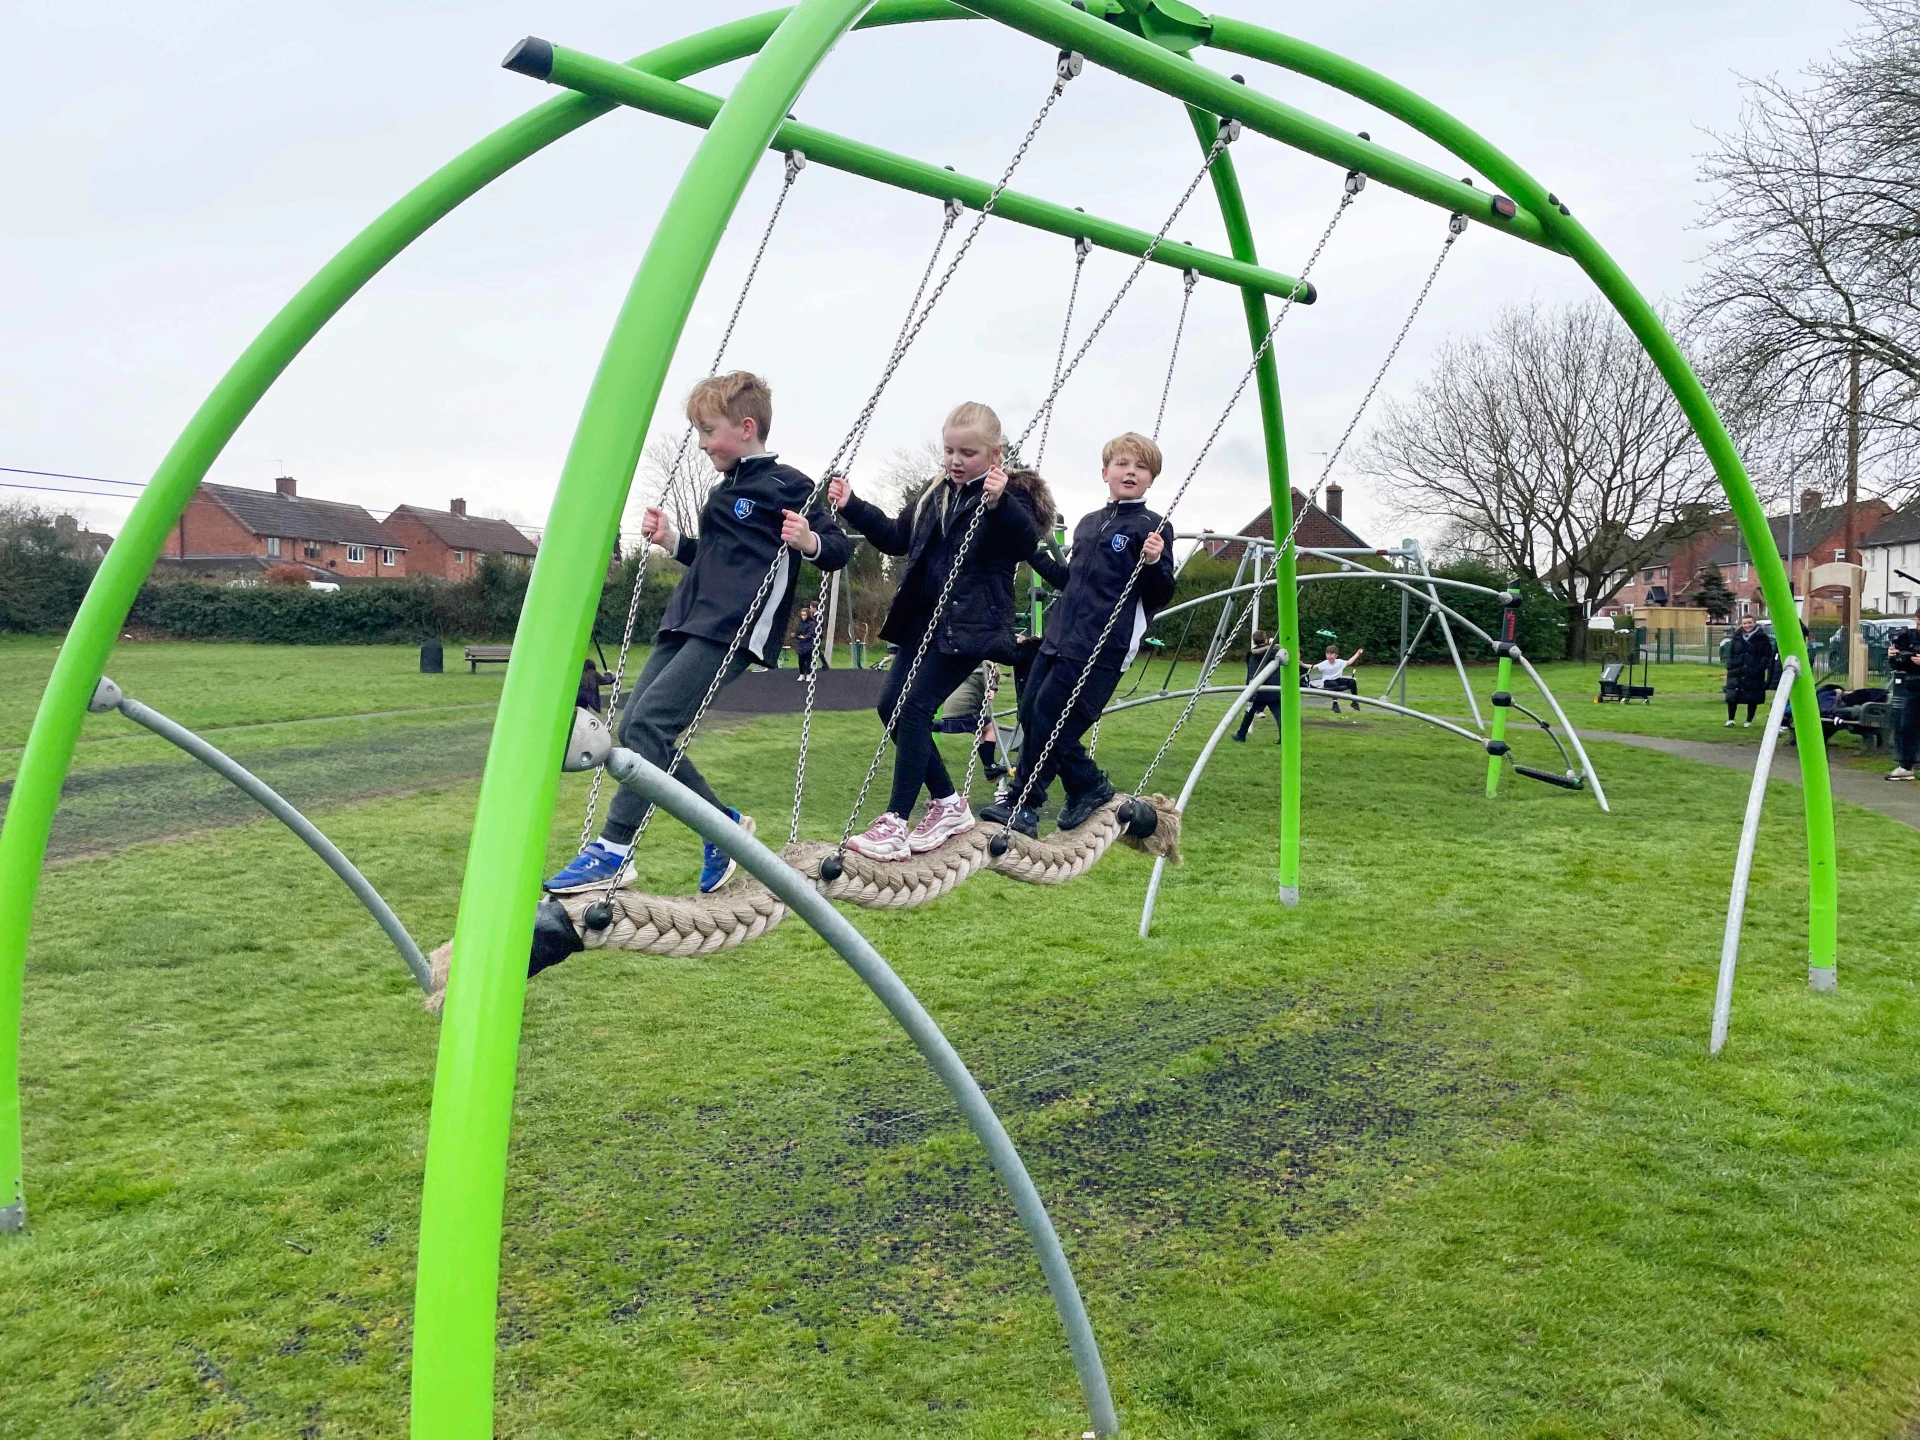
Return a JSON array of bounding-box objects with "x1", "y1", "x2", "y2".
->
[
  {"x1": 160, "y1": 476, "x2": 405, "y2": 582},
  {"x1": 381, "y1": 498, "x2": 537, "y2": 580},
  {"x1": 1202, "y1": 481, "x2": 1369, "y2": 565},
  {"x1": 1608, "y1": 489, "x2": 1893, "y2": 620}
]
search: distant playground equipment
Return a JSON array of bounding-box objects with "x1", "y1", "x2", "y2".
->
[
  {"x1": 0, "y1": 4, "x2": 1842, "y2": 1436},
  {"x1": 1131, "y1": 532, "x2": 1606, "y2": 936}
]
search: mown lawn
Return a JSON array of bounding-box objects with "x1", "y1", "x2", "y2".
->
[{"x1": 0, "y1": 640, "x2": 1916, "y2": 1438}]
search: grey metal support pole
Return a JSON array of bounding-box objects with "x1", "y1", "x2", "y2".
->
[
  {"x1": 599, "y1": 742, "x2": 1118, "y2": 1438},
  {"x1": 1712, "y1": 656, "x2": 1802, "y2": 1052},
  {"x1": 1140, "y1": 653, "x2": 1283, "y2": 938},
  {"x1": 1504, "y1": 649, "x2": 1611, "y2": 814},
  {"x1": 93, "y1": 679, "x2": 431, "y2": 990},
  {"x1": 1398, "y1": 549, "x2": 1411, "y2": 708},
  {"x1": 1412, "y1": 540, "x2": 1483, "y2": 731}
]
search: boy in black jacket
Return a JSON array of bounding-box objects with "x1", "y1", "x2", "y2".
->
[
  {"x1": 985, "y1": 432, "x2": 1177, "y2": 835},
  {"x1": 829, "y1": 401, "x2": 1050, "y2": 860},
  {"x1": 547, "y1": 371, "x2": 850, "y2": 894}
]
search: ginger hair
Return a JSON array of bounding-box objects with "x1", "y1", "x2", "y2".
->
[
  {"x1": 1102, "y1": 431, "x2": 1163, "y2": 478},
  {"x1": 686, "y1": 370, "x2": 774, "y2": 440}
]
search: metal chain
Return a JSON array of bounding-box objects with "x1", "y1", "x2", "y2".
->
[
  {"x1": 816, "y1": 56, "x2": 1079, "y2": 496},
  {"x1": 1135, "y1": 589, "x2": 1261, "y2": 790},
  {"x1": 1012, "y1": 127, "x2": 1234, "y2": 460},
  {"x1": 1266, "y1": 213, "x2": 1464, "y2": 567},
  {"x1": 996, "y1": 183, "x2": 1358, "y2": 826},
  {"x1": 957, "y1": 661, "x2": 1001, "y2": 799},
  {"x1": 579, "y1": 151, "x2": 807, "y2": 846},
  {"x1": 1154, "y1": 267, "x2": 1199, "y2": 441},
  {"x1": 1137, "y1": 212, "x2": 1465, "y2": 792},
  {"x1": 1034, "y1": 237, "x2": 1092, "y2": 471},
  {"x1": 788, "y1": 52, "x2": 1077, "y2": 842},
  {"x1": 788, "y1": 198, "x2": 967, "y2": 841}
]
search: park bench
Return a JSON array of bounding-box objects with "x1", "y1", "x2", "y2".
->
[{"x1": 463, "y1": 645, "x2": 512, "y2": 673}]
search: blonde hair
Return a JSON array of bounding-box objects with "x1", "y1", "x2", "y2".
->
[
  {"x1": 686, "y1": 370, "x2": 773, "y2": 439},
  {"x1": 943, "y1": 401, "x2": 1004, "y2": 451},
  {"x1": 1102, "y1": 431, "x2": 1163, "y2": 478}
]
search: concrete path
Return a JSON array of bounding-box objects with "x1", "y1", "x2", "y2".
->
[{"x1": 1586, "y1": 730, "x2": 1920, "y2": 831}]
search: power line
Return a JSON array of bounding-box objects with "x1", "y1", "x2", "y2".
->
[
  {"x1": 0, "y1": 480, "x2": 139, "y2": 501},
  {"x1": 1, "y1": 465, "x2": 143, "y2": 489}
]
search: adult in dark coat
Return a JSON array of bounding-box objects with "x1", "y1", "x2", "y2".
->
[{"x1": 1724, "y1": 615, "x2": 1778, "y2": 726}]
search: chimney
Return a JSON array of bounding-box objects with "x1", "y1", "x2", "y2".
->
[
  {"x1": 1324, "y1": 481, "x2": 1344, "y2": 523},
  {"x1": 450, "y1": 497, "x2": 467, "y2": 517},
  {"x1": 1801, "y1": 487, "x2": 1822, "y2": 513},
  {"x1": 275, "y1": 475, "x2": 297, "y2": 498}
]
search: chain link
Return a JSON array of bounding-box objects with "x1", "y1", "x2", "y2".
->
[
  {"x1": 1034, "y1": 239, "x2": 1091, "y2": 471},
  {"x1": 1153, "y1": 268, "x2": 1199, "y2": 441},
  {"x1": 1012, "y1": 128, "x2": 1233, "y2": 461},
  {"x1": 995, "y1": 183, "x2": 1357, "y2": 827},
  {"x1": 578, "y1": 151, "x2": 807, "y2": 847},
  {"x1": 1135, "y1": 214, "x2": 1464, "y2": 793}
]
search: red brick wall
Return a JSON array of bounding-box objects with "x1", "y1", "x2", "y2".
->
[
  {"x1": 168, "y1": 491, "x2": 407, "y2": 577},
  {"x1": 381, "y1": 514, "x2": 458, "y2": 580}
]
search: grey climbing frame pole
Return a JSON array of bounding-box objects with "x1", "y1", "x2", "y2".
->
[
  {"x1": 91, "y1": 678, "x2": 432, "y2": 990},
  {"x1": 598, "y1": 741, "x2": 1119, "y2": 1438}
]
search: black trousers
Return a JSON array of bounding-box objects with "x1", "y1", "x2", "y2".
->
[
  {"x1": 1008, "y1": 651, "x2": 1120, "y2": 809},
  {"x1": 877, "y1": 636, "x2": 982, "y2": 818},
  {"x1": 1897, "y1": 686, "x2": 1920, "y2": 769},
  {"x1": 1236, "y1": 687, "x2": 1282, "y2": 740},
  {"x1": 603, "y1": 632, "x2": 750, "y2": 843}
]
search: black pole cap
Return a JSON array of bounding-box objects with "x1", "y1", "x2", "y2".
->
[{"x1": 502, "y1": 36, "x2": 555, "y2": 80}]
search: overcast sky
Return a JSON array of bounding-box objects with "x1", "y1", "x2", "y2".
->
[{"x1": 4, "y1": 0, "x2": 1863, "y2": 557}]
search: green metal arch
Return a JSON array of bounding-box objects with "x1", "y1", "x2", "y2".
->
[{"x1": 0, "y1": 2, "x2": 1839, "y2": 1436}]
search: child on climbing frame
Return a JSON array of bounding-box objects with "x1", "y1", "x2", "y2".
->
[
  {"x1": 983, "y1": 431, "x2": 1176, "y2": 837},
  {"x1": 829, "y1": 402, "x2": 1050, "y2": 861},
  {"x1": 546, "y1": 370, "x2": 851, "y2": 895}
]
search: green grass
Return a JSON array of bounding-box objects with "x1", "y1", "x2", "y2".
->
[{"x1": 2, "y1": 641, "x2": 1919, "y2": 1437}]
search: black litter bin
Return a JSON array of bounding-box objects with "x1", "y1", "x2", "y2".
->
[{"x1": 420, "y1": 638, "x2": 444, "y2": 674}]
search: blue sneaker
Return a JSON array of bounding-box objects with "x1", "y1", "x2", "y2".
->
[
  {"x1": 545, "y1": 839, "x2": 632, "y2": 894},
  {"x1": 700, "y1": 810, "x2": 755, "y2": 893}
]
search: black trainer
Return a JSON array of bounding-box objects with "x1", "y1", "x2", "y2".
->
[{"x1": 1057, "y1": 777, "x2": 1116, "y2": 831}]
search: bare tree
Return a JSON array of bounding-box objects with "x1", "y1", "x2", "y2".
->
[
  {"x1": 622, "y1": 430, "x2": 716, "y2": 556},
  {"x1": 1360, "y1": 300, "x2": 1721, "y2": 654},
  {"x1": 1690, "y1": 0, "x2": 1920, "y2": 530}
]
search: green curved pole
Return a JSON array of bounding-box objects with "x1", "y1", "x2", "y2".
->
[
  {"x1": 410, "y1": 7, "x2": 875, "y2": 1431},
  {"x1": 1186, "y1": 109, "x2": 1301, "y2": 903},
  {"x1": 1202, "y1": 13, "x2": 1838, "y2": 985},
  {"x1": 0, "y1": 2, "x2": 964, "y2": 1235}
]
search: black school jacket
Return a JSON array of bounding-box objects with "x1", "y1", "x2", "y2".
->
[
  {"x1": 1032, "y1": 500, "x2": 1177, "y2": 671},
  {"x1": 839, "y1": 471, "x2": 1045, "y2": 661},
  {"x1": 658, "y1": 453, "x2": 850, "y2": 667}
]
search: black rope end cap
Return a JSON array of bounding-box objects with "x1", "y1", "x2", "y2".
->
[
  {"x1": 502, "y1": 36, "x2": 555, "y2": 80},
  {"x1": 1485, "y1": 739, "x2": 1511, "y2": 757},
  {"x1": 819, "y1": 853, "x2": 844, "y2": 882},
  {"x1": 988, "y1": 831, "x2": 1011, "y2": 857},
  {"x1": 1120, "y1": 798, "x2": 1160, "y2": 838},
  {"x1": 1490, "y1": 690, "x2": 1513, "y2": 707},
  {"x1": 531, "y1": 895, "x2": 588, "y2": 976}
]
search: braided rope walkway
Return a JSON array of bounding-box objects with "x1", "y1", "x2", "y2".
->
[{"x1": 424, "y1": 795, "x2": 1179, "y2": 1012}]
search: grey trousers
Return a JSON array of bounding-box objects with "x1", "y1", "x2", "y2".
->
[{"x1": 603, "y1": 632, "x2": 750, "y2": 842}]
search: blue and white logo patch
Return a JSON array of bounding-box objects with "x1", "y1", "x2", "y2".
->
[
  {"x1": 733, "y1": 497, "x2": 756, "y2": 521},
  {"x1": 1110, "y1": 532, "x2": 1130, "y2": 553}
]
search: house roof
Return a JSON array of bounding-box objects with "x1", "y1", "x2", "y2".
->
[
  {"x1": 1865, "y1": 506, "x2": 1920, "y2": 549},
  {"x1": 1204, "y1": 491, "x2": 1368, "y2": 563},
  {"x1": 201, "y1": 482, "x2": 399, "y2": 548},
  {"x1": 1701, "y1": 502, "x2": 1863, "y2": 568},
  {"x1": 386, "y1": 504, "x2": 538, "y2": 556}
]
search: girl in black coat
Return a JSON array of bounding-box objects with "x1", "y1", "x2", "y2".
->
[
  {"x1": 829, "y1": 402, "x2": 1049, "y2": 860},
  {"x1": 1724, "y1": 615, "x2": 1778, "y2": 725}
]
